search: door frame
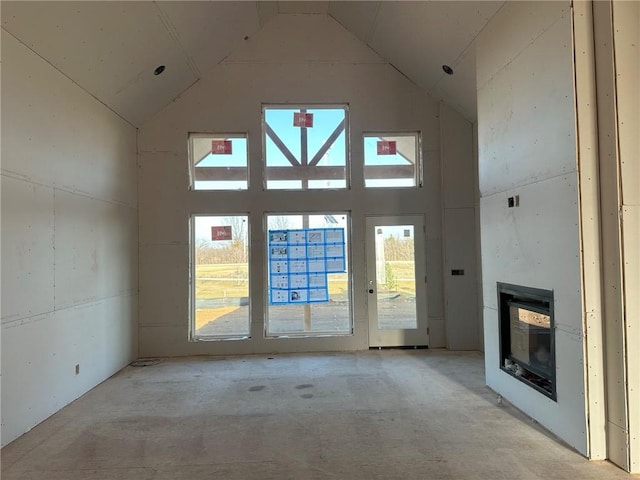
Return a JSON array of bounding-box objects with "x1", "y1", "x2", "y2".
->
[{"x1": 365, "y1": 215, "x2": 429, "y2": 347}]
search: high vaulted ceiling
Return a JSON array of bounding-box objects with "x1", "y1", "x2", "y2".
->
[{"x1": 2, "y1": 1, "x2": 504, "y2": 126}]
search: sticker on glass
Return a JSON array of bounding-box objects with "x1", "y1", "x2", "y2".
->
[
  {"x1": 211, "y1": 226, "x2": 232, "y2": 241},
  {"x1": 271, "y1": 275, "x2": 288, "y2": 289},
  {"x1": 326, "y1": 244, "x2": 344, "y2": 258},
  {"x1": 306, "y1": 229, "x2": 325, "y2": 244},
  {"x1": 307, "y1": 245, "x2": 325, "y2": 258},
  {"x1": 271, "y1": 289, "x2": 289, "y2": 303},
  {"x1": 376, "y1": 140, "x2": 397, "y2": 155},
  {"x1": 290, "y1": 274, "x2": 308, "y2": 289},
  {"x1": 289, "y1": 230, "x2": 306, "y2": 244},
  {"x1": 271, "y1": 260, "x2": 288, "y2": 274},
  {"x1": 211, "y1": 140, "x2": 232, "y2": 155},
  {"x1": 270, "y1": 246, "x2": 288, "y2": 259},
  {"x1": 289, "y1": 245, "x2": 306, "y2": 259},
  {"x1": 289, "y1": 260, "x2": 307, "y2": 273},
  {"x1": 289, "y1": 289, "x2": 309, "y2": 303},
  {"x1": 326, "y1": 257, "x2": 345, "y2": 273},
  {"x1": 269, "y1": 231, "x2": 288, "y2": 244},
  {"x1": 308, "y1": 259, "x2": 325, "y2": 273},
  {"x1": 309, "y1": 273, "x2": 327, "y2": 288},
  {"x1": 325, "y1": 228, "x2": 344, "y2": 243},
  {"x1": 293, "y1": 112, "x2": 313, "y2": 128}
]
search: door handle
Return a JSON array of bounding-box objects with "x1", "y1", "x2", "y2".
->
[{"x1": 368, "y1": 289, "x2": 374, "y2": 294}]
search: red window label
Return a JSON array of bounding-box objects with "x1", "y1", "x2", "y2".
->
[
  {"x1": 377, "y1": 140, "x2": 397, "y2": 155},
  {"x1": 211, "y1": 226, "x2": 232, "y2": 241},
  {"x1": 211, "y1": 140, "x2": 232, "y2": 154},
  {"x1": 293, "y1": 112, "x2": 314, "y2": 128}
]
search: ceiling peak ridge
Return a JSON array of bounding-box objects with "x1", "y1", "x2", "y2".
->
[
  {"x1": 219, "y1": 60, "x2": 387, "y2": 66},
  {"x1": 153, "y1": 1, "x2": 201, "y2": 78},
  {"x1": 432, "y1": 0, "x2": 507, "y2": 91},
  {"x1": 364, "y1": 1, "x2": 382, "y2": 45}
]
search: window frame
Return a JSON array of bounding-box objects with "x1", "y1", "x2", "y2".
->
[
  {"x1": 362, "y1": 131, "x2": 423, "y2": 188},
  {"x1": 263, "y1": 211, "x2": 354, "y2": 338},
  {"x1": 189, "y1": 213, "x2": 252, "y2": 342},
  {"x1": 261, "y1": 104, "x2": 351, "y2": 191},
  {"x1": 188, "y1": 132, "x2": 250, "y2": 191}
]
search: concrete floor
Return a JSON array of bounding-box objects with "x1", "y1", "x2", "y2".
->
[{"x1": 1, "y1": 350, "x2": 634, "y2": 479}]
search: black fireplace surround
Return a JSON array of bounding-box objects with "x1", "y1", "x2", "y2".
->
[{"x1": 498, "y1": 282, "x2": 556, "y2": 400}]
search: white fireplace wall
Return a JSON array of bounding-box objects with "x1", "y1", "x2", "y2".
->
[{"x1": 476, "y1": 1, "x2": 587, "y2": 454}]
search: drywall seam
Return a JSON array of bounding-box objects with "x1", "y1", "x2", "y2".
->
[
  {"x1": 476, "y1": 9, "x2": 571, "y2": 92},
  {"x1": 479, "y1": 170, "x2": 579, "y2": 199},
  {"x1": 1, "y1": 28, "x2": 136, "y2": 128},
  {"x1": 2, "y1": 291, "x2": 138, "y2": 329},
  {"x1": 153, "y1": 1, "x2": 201, "y2": 78},
  {"x1": 0, "y1": 170, "x2": 138, "y2": 209}
]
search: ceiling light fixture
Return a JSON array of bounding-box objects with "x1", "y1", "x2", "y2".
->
[
  {"x1": 442, "y1": 65, "x2": 454, "y2": 75},
  {"x1": 154, "y1": 65, "x2": 166, "y2": 76}
]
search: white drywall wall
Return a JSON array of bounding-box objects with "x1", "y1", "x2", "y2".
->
[
  {"x1": 137, "y1": 14, "x2": 477, "y2": 356},
  {"x1": 440, "y1": 103, "x2": 479, "y2": 350},
  {"x1": 1, "y1": 30, "x2": 138, "y2": 446},
  {"x1": 476, "y1": 2, "x2": 588, "y2": 454}
]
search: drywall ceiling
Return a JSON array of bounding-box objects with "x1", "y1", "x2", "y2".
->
[{"x1": 2, "y1": 1, "x2": 504, "y2": 126}]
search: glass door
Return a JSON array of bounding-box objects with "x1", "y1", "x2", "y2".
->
[{"x1": 365, "y1": 216, "x2": 428, "y2": 347}]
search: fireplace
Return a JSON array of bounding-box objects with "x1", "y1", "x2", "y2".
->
[{"x1": 498, "y1": 283, "x2": 555, "y2": 400}]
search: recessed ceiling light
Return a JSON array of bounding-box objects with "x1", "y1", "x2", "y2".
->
[
  {"x1": 442, "y1": 65, "x2": 454, "y2": 75},
  {"x1": 154, "y1": 65, "x2": 166, "y2": 76}
]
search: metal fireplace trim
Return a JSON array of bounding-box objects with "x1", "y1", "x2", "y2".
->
[{"x1": 497, "y1": 282, "x2": 556, "y2": 401}]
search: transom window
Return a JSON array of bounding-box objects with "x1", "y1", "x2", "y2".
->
[
  {"x1": 363, "y1": 132, "x2": 421, "y2": 187},
  {"x1": 263, "y1": 106, "x2": 348, "y2": 190},
  {"x1": 189, "y1": 133, "x2": 248, "y2": 190}
]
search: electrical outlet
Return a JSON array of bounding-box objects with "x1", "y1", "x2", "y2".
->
[
  {"x1": 75, "y1": 364, "x2": 80, "y2": 375},
  {"x1": 508, "y1": 196, "x2": 514, "y2": 208}
]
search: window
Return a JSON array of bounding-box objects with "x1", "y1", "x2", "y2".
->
[
  {"x1": 191, "y1": 215, "x2": 250, "y2": 339},
  {"x1": 266, "y1": 213, "x2": 351, "y2": 336},
  {"x1": 263, "y1": 106, "x2": 348, "y2": 190},
  {"x1": 189, "y1": 133, "x2": 248, "y2": 190},
  {"x1": 363, "y1": 133, "x2": 421, "y2": 187}
]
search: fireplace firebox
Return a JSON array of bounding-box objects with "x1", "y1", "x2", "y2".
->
[{"x1": 498, "y1": 283, "x2": 555, "y2": 400}]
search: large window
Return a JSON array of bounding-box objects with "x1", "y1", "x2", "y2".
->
[
  {"x1": 263, "y1": 106, "x2": 348, "y2": 190},
  {"x1": 363, "y1": 133, "x2": 421, "y2": 187},
  {"x1": 266, "y1": 213, "x2": 351, "y2": 336},
  {"x1": 186, "y1": 106, "x2": 426, "y2": 345},
  {"x1": 191, "y1": 215, "x2": 250, "y2": 339},
  {"x1": 189, "y1": 133, "x2": 248, "y2": 190}
]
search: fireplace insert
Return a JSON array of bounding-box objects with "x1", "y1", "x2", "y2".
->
[{"x1": 498, "y1": 283, "x2": 555, "y2": 400}]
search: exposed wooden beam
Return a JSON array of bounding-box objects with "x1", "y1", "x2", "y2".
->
[
  {"x1": 363, "y1": 165, "x2": 414, "y2": 179},
  {"x1": 194, "y1": 165, "x2": 415, "y2": 182},
  {"x1": 309, "y1": 119, "x2": 346, "y2": 166},
  {"x1": 265, "y1": 123, "x2": 300, "y2": 166}
]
